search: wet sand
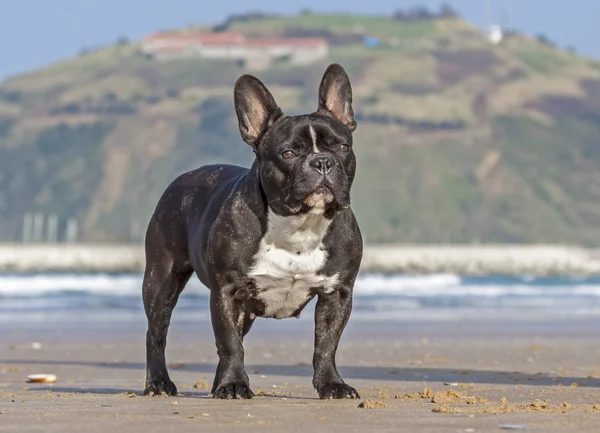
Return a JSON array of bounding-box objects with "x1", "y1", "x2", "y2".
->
[{"x1": 2, "y1": 319, "x2": 600, "y2": 432}]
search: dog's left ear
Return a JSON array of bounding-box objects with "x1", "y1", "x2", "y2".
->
[
  {"x1": 317, "y1": 63, "x2": 357, "y2": 132},
  {"x1": 234, "y1": 74, "x2": 284, "y2": 148}
]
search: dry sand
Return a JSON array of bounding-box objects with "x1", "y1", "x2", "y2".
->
[{"x1": 1, "y1": 320, "x2": 600, "y2": 432}]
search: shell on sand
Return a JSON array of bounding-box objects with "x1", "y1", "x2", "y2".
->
[{"x1": 27, "y1": 374, "x2": 57, "y2": 383}]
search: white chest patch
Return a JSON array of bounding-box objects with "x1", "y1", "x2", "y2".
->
[{"x1": 248, "y1": 208, "x2": 339, "y2": 319}]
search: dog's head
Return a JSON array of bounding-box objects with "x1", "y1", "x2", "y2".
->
[{"x1": 234, "y1": 64, "x2": 357, "y2": 218}]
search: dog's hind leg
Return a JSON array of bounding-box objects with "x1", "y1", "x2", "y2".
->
[{"x1": 142, "y1": 247, "x2": 192, "y2": 397}]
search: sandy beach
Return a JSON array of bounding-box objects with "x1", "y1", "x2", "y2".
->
[{"x1": 2, "y1": 318, "x2": 600, "y2": 432}]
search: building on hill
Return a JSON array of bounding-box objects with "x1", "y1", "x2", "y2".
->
[
  {"x1": 140, "y1": 32, "x2": 329, "y2": 69},
  {"x1": 488, "y1": 24, "x2": 504, "y2": 44}
]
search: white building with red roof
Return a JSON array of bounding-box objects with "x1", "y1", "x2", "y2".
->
[{"x1": 140, "y1": 32, "x2": 329, "y2": 68}]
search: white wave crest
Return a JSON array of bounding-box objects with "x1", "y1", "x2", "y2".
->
[{"x1": 2, "y1": 273, "x2": 600, "y2": 299}]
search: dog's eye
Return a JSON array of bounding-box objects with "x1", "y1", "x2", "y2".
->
[
  {"x1": 282, "y1": 150, "x2": 296, "y2": 159},
  {"x1": 339, "y1": 144, "x2": 350, "y2": 152}
]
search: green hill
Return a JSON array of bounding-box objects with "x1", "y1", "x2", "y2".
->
[{"x1": 2, "y1": 12, "x2": 600, "y2": 245}]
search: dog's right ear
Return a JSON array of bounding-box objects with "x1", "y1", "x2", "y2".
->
[{"x1": 234, "y1": 75, "x2": 283, "y2": 148}]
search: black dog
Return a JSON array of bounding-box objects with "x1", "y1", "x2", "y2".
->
[{"x1": 142, "y1": 63, "x2": 363, "y2": 400}]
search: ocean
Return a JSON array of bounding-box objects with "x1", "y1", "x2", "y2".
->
[{"x1": 3, "y1": 272, "x2": 600, "y2": 328}]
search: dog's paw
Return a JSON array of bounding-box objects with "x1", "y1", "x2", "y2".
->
[
  {"x1": 212, "y1": 382, "x2": 254, "y2": 399},
  {"x1": 317, "y1": 383, "x2": 360, "y2": 399},
  {"x1": 143, "y1": 378, "x2": 178, "y2": 396}
]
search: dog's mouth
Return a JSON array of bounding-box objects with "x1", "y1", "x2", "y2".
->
[
  {"x1": 302, "y1": 186, "x2": 336, "y2": 215},
  {"x1": 281, "y1": 183, "x2": 349, "y2": 218},
  {"x1": 304, "y1": 186, "x2": 334, "y2": 207}
]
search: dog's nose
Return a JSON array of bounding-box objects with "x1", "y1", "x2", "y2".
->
[{"x1": 310, "y1": 154, "x2": 332, "y2": 175}]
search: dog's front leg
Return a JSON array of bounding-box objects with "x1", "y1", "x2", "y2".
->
[
  {"x1": 312, "y1": 287, "x2": 360, "y2": 399},
  {"x1": 210, "y1": 283, "x2": 254, "y2": 399}
]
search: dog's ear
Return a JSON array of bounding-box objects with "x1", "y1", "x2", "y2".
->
[
  {"x1": 234, "y1": 74, "x2": 283, "y2": 148},
  {"x1": 317, "y1": 63, "x2": 356, "y2": 131}
]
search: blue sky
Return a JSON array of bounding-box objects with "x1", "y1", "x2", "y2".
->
[{"x1": 1, "y1": 0, "x2": 598, "y2": 81}]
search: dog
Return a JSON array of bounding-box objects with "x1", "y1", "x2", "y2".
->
[{"x1": 142, "y1": 63, "x2": 363, "y2": 400}]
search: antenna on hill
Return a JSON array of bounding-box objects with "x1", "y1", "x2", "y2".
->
[
  {"x1": 482, "y1": 0, "x2": 492, "y2": 32},
  {"x1": 484, "y1": 0, "x2": 504, "y2": 45},
  {"x1": 503, "y1": 0, "x2": 514, "y2": 31}
]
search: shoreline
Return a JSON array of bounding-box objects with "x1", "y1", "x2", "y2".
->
[{"x1": 2, "y1": 243, "x2": 600, "y2": 276}]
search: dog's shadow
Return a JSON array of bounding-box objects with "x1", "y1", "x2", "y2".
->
[
  {"x1": 10, "y1": 359, "x2": 600, "y2": 396},
  {"x1": 24, "y1": 386, "x2": 294, "y2": 399}
]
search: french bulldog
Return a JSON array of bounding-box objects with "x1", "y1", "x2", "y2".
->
[{"x1": 142, "y1": 63, "x2": 363, "y2": 400}]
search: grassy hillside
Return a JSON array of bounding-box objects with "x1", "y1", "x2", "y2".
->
[{"x1": 2, "y1": 12, "x2": 600, "y2": 244}]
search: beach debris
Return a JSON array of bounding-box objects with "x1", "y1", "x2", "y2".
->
[
  {"x1": 358, "y1": 399, "x2": 388, "y2": 409},
  {"x1": 193, "y1": 380, "x2": 209, "y2": 389},
  {"x1": 417, "y1": 389, "x2": 489, "y2": 406},
  {"x1": 247, "y1": 413, "x2": 254, "y2": 417},
  {"x1": 432, "y1": 405, "x2": 455, "y2": 413},
  {"x1": 31, "y1": 342, "x2": 42, "y2": 350},
  {"x1": 523, "y1": 401, "x2": 549, "y2": 411},
  {"x1": 26, "y1": 374, "x2": 56, "y2": 384},
  {"x1": 398, "y1": 387, "x2": 435, "y2": 400},
  {"x1": 375, "y1": 389, "x2": 393, "y2": 399},
  {"x1": 444, "y1": 382, "x2": 459, "y2": 386},
  {"x1": 125, "y1": 392, "x2": 136, "y2": 398},
  {"x1": 499, "y1": 426, "x2": 531, "y2": 430},
  {"x1": 202, "y1": 413, "x2": 210, "y2": 417}
]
